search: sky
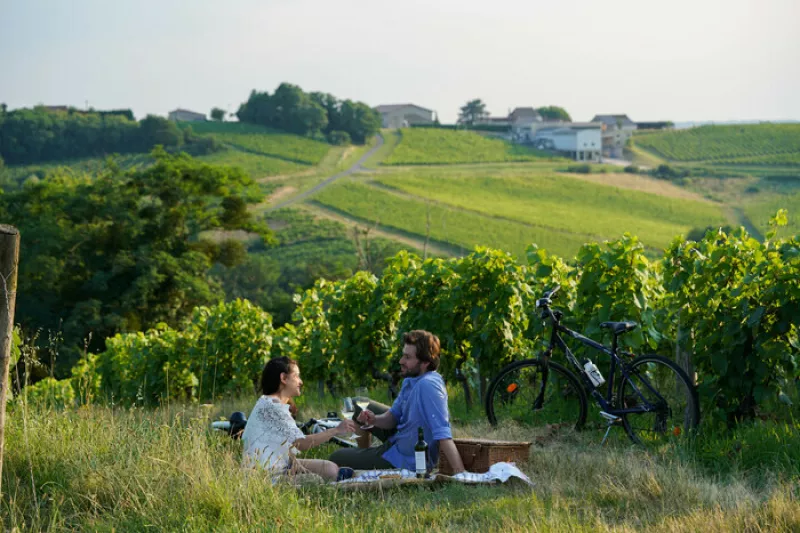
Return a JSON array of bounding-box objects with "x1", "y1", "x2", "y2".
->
[{"x1": 1, "y1": 0, "x2": 799, "y2": 124}]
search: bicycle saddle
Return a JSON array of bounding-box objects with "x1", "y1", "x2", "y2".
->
[{"x1": 599, "y1": 321, "x2": 638, "y2": 335}]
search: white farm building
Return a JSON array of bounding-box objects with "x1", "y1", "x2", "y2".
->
[
  {"x1": 524, "y1": 122, "x2": 602, "y2": 162},
  {"x1": 374, "y1": 104, "x2": 435, "y2": 128}
]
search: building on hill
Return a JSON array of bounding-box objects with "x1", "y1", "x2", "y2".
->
[
  {"x1": 374, "y1": 104, "x2": 435, "y2": 128},
  {"x1": 168, "y1": 108, "x2": 207, "y2": 122},
  {"x1": 591, "y1": 114, "x2": 637, "y2": 158},
  {"x1": 527, "y1": 122, "x2": 602, "y2": 162},
  {"x1": 508, "y1": 107, "x2": 542, "y2": 134},
  {"x1": 469, "y1": 107, "x2": 542, "y2": 132}
]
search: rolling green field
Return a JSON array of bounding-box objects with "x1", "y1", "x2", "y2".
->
[
  {"x1": 712, "y1": 151, "x2": 800, "y2": 167},
  {"x1": 2, "y1": 147, "x2": 308, "y2": 187},
  {"x1": 633, "y1": 124, "x2": 800, "y2": 164},
  {"x1": 314, "y1": 180, "x2": 617, "y2": 258},
  {"x1": 383, "y1": 128, "x2": 557, "y2": 165},
  {"x1": 196, "y1": 148, "x2": 306, "y2": 177},
  {"x1": 181, "y1": 121, "x2": 332, "y2": 165},
  {"x1": 744, "y1": 191, "x2": 800, "y2": 236},
  {"x1": 372, "y1": 170, "x2": 726, "y2": 249}
]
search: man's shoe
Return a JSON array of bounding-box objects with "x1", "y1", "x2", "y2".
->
[{"x1": 336, "y1": 467, "x2": 355, "y2": 481}]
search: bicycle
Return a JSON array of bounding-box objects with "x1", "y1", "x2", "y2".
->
[
  {"x1": 211, "y1": 411, "x2": 359, "y2": 448},
  {"x1": 485, "y1": 286, "x2": 700, "y2": 447}
]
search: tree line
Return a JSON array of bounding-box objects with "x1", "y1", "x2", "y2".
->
[
  {"x1": 235, "y1": 82, "x2": 381, "y2": 144},
  {"x1": 0, "y1": 106, "x2": 220, "y2": 165},
  {"x1": 0, "y1": 150, "x2": 270, "y2": 374}
]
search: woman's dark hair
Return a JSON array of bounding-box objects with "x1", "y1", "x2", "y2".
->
[
  {"x1": 402, "y1": 330, "x2": 440, "y2": 371},
  {"x1": 260, "y1": 356, "x2": 298, "y2": 395}
]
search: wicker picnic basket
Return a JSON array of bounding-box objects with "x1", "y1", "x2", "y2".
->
[{"x1": 438, "y1": 438, "x2": 531, "y2": 475}]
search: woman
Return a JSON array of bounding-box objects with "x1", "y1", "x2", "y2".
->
[{"x1": 241, "y1": 356, "x2": 357, "y2": 482}]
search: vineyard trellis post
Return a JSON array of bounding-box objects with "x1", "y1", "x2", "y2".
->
[{"x1": 0, "y1": 224, "x2": 20, "y2": 498}]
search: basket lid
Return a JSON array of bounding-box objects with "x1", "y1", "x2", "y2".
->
[{"x1": 453, "y1": 438, "x2": 532, "y2": 446}]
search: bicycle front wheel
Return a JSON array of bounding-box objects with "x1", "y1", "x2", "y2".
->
[
  {"x1": 617, "y1": 354, "x2": 700, "y2": 447},
  {"x1": 485, "y1": 358, "x2": 587, "y2": 435}
]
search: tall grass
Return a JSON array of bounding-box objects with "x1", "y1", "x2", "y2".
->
[{"x1": 3, "y1": 391, "x2": 798, "y2": 531}]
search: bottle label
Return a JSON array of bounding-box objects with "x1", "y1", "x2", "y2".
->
[{"x1": 415, "y1": 451, "x2": 426, "y2": 474}]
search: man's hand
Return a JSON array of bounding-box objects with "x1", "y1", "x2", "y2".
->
[
  {"x1": 357, "y1": 409, "x2": 376, "y2": 426},
  {"x1": 335, "y1": 419, "x2": 358, "y2": 435}
]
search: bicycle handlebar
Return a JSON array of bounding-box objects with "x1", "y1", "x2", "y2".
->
[{"x1": 536, "y1": 285, "x2": 560, "y2": 309}]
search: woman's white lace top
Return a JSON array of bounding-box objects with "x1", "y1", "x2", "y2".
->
[{"x1": 241, "y1": 396, "x2": 304, "y2": 474}]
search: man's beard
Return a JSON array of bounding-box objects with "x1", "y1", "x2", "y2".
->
[{"x1": 402, "y1": 365, "x2": 422, "y2": 377}]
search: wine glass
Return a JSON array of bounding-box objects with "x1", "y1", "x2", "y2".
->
[
  {"x1": 341, "y1": 397, "x2": 360, "y2": 439},
  {"x1": 355, "y1": 398, "x2": 373, "y2": 430}
]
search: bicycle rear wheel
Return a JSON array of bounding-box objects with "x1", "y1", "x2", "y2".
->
[
  {"x1": 617, "y1": 354, "x2": 700, "y2": 447},
  {"x1": 485, "y1": 358, "x2": 587, "y2": 435}
]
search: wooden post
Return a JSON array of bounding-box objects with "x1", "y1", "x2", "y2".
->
[{"x1": 0, "y1": 224, "x2": 20, "y2": 497}]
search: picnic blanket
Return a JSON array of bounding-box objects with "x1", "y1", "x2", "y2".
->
[{"x1": 333, "y1": 462, "x2": 533, "y2": 490}]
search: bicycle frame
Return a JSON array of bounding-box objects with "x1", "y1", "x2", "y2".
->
[{"x1": 541, "y1": 314, "x2": 667, "y2": 417}]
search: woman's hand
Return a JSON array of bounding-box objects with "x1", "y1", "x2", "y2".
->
[
  {"x1": 335, "y1": 419, "x2": 358, "y2": 435},
  {"x1": 357, "y1": 409, "x2": 376, "y2": 426}
]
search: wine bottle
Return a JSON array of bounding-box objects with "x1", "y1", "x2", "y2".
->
[{"x1": 414, "y1": 427, "x2": 428, "y2": 478}]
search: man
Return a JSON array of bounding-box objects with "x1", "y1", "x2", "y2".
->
[{"x1": 329, "y1": 330, "x2": 465, "y2": 474}]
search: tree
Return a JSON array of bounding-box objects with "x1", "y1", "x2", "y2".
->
[
  {"x1": 310, "y1": 92, "x2": 341, "y2": 132},
  {"x1": 458, "y1": 99, "x2": 488, "y2": 126},
  {"x1": 338, "y1": 100, "x2": 381, "y2": 144},
  {"x1": 210, "y1": 107, "x2": 225, "y2": 121},
  {"x1": 138, "y1": 115, "x2": 183, "y2": 150},
  {"x1": 0, "y1": 149, "x2": 273, "y2": 376},
  {"x1": 537, "y1": 106, "x2": 571, "y2": 122}
]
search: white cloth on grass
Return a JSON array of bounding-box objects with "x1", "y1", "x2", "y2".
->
[
  {"x1": 241, "y1": 396, "x2": 303, "y2": 478},
  {"x1": 450, "y1": 462, "x2": 533, "y2": 485},
  {"x1": 333, "y1": 462, "x2": 533, "y2": 486}
]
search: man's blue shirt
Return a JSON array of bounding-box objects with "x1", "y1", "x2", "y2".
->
[{"x1": 382, "y1": 371, "x2": 453, "y2": 470}]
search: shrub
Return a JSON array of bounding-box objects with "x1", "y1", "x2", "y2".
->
[
  {"x1": 327, "y1": 130, "x2": 351, "y2": 145},
  {"x1": 624, "y1": 164, "x2": 640, "y2": 174},
  {"x1": 567, "y1": 164, "x2": 592, "y2": 174},
  {"x1": 651, "y1": 164, "x2": 690, "y2": 180},
  {"x1": 95, "y1": 299, "x2": 273, "y2": 404},
  {"x1": 16, "y1": 377, "x2": 76, "y2": 408}
]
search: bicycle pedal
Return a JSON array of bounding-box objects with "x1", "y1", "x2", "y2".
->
[{"x1": 599, "y1": 411, "x2": 621, "y2": 423}]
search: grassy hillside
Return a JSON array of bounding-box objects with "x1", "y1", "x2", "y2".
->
[
  {"x1": 309, "y1": 162, "x2": 728, "y2": 258},
  {"x1": 315, "y1": 180, "x2": 630, "y2": 259},
  {"x1": 744, "y1": 191, "x2": 800, "y2": 237},
  {"x1": 383, "y1": 128, "x2": 556, "y2": 165},
  {"x1": 372, "y1": 170, "x2": 727, "y2": 249},
  {"x1": 633, "y1": 124, "x2": 800, "y2": 164},
  {"x1": 182, "y1": 121, "x2": 332, "y2": 165},
  {"x1": 3, "y1": 123, "x2": 334, "y2": 187},
  {"x1": 196, "y1": 149, "x2": 306, "y2": 177}
]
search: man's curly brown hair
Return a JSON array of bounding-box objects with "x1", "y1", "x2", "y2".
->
[{"x1": 402, "y1": 330, "x2": 441, "y2": 371}]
